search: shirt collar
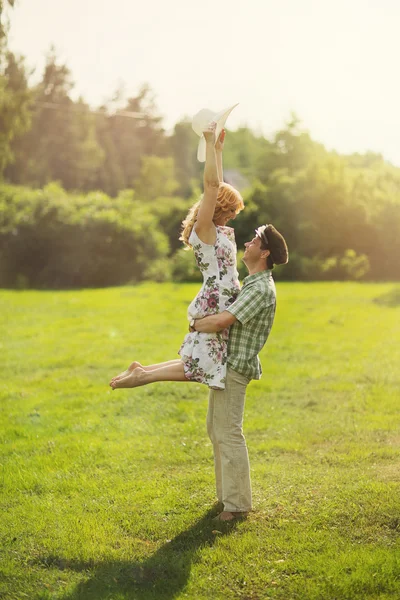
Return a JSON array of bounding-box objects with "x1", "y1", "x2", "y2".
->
[{"x1": 243, "y1": 270, "x2": 272, "y2": 286}]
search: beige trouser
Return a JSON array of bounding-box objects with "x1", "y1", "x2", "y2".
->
[{"x1": 207, "y1": 367, "x2": 252, "y2": 512}]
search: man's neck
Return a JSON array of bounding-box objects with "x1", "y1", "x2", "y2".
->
[{"x1": 245, "y1": 263, "x2": 268, "y2": 276}]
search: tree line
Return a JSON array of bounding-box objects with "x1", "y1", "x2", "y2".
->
[{"x1": 1, "y1": 23, "x2": 400, "y2": 286}]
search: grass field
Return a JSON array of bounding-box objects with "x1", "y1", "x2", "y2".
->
[{"x1": 1, "y1": 281, "x2": 400, "y2": 600}]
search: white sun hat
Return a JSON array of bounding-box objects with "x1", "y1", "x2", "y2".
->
[{"x1": 192, "y1": 103, "x2": 239, "y2": 162}]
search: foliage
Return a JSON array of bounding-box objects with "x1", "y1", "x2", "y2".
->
[
  {"x1": 166, "y1": 119, "x2": 202, "y2": 197},
  {"x1": 5, "y1": 49, "x2": 104, "y2": 190},
  {"x1": 144, "y1": 257, "x2": 172, "y2": 283},
  {"x1": 236, "y1": 249, "x2": 247, "y2": 281},
  {"x1": 232, "y1": 143, "x2": 400, "y2": 281},
  {"x1": 148, "y1": 195, "x2": 193, "y2": 255},
  {"x1": 1, "y1": 46, "x2": 400, "y2": 284},
  {"x1": 4, "y1": 51, "x2": 165, "y2": 195},
  {"x1": 134, "y1": 156, "x2": 179, "y2": 201},
  {"x1": 171, "y1": 247, "x2": 202, "y2": 283},
  {"x1": 0, "y1": 51, "x2": 32, "y2": 176},
  {"x1": 0, "y1": 183, "x2": 169, "y2": 288},
  {"x1": 0, "y1": 0, "x2": 14, "y2": 41},
  {"x1": 92, "y1": 83, "x2": 165, "y2": 195}
]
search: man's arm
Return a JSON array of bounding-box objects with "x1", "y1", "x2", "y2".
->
[{"x1": 193, "y1": 310, "x2": 237, "y2": 333}]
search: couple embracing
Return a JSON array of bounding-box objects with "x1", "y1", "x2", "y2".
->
[{"x1": 110, "y1": 107, "x2": 289, "y2": 522}]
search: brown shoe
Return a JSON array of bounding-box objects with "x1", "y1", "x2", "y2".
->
[{"x1": 213, "y1": 511, "x2": 248, "y2": 522}]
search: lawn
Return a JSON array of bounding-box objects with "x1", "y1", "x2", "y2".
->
[{"x1": 1, "y1": 282, "x2": 400, "y2": 600}]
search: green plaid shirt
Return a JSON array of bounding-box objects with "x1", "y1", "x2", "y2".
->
[{"x1": 226, "y1": 270, "x2": 276, "y2": 380}]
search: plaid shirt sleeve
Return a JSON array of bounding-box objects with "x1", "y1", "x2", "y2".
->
[{"x1": 228, "y1": 282, "x2": 272, "y2": 325}]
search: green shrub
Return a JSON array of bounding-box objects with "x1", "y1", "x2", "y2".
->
[
  {"x1": 272, "y1": 249, "x2": 370, "y2": 282},
  {"x1": 144, "y1": 257, "x2": 172, "y2": 283},
  {"x1": 339, "y1": 249, "x2": 370, "y2": 280},
  {"x1": 0, "y1": 183, "x2": 170, "y2": 288},
  {"x1": 171, "y1": 247, "x2": 202, "y2": 283},
  {"x1": 236, "y1": 249, "x2": 247, "y2": 281}
]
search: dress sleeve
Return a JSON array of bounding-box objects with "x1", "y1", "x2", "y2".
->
[
  {"x1": 223, "y1": 227, "x2": 236, "y2": 246},
  {"x1": 190, "y1": 226, "x2": 218, "y2": 248}
]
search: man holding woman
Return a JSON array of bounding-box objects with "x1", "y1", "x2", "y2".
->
[{"x1": 110, "y1": 117, "x2": 288, "y2": 521}]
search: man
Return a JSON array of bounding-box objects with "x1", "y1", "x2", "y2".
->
[{"x1": 190, "y1": 223, "x2": 289, "y2": 521}]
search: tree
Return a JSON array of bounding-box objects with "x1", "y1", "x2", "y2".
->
[
  {"x1": 167, "y1": 119, "x2": 201, "y2": 197},
  {"x1": 134, "y1": 156, "x2": 179, "y2": 201},
  {"x1": 92, "y1": 84, "x2": 166, "y2": 194},
  {"x1": 7, "y1": 48, "x2": 103, "y2": 190},
  {"x1": 0, "y1": 51, "x2": 31, "y2": 177},
  {"x1": 0, "y1": 2, "x2": 32, "y2": 178},
  {"x1": 0, "y1": 0, "x2": 14, "y2": 42}
]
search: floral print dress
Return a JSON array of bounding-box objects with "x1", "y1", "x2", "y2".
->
[{"x1": 178, "y1": 225, "x2": 240, "y2": 389}]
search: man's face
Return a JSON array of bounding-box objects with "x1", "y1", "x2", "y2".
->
[{"x1": 243, "y1": 235, "x2": 263, "y2": 263}]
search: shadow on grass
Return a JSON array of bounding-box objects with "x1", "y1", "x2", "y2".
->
[
  {"x1": 35, "y1": 506, "x2": 241, "y2": 600},
  {"x1": 373, "y1": 287, "x2": 400, "y2": 307}
]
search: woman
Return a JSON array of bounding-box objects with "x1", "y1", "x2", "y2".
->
[{"x1": 110, "y1": 122, "x2": 244, "y2": 390}]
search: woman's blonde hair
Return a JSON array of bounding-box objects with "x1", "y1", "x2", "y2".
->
[{"x1": 179, "y1": 183, "x2": 244, "y2": 247}]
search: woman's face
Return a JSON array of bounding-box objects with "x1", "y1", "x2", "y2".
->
[{"x1": 215, "y1": 207, "x2": 238, "y2": 226}]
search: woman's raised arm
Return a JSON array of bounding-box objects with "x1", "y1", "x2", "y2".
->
[
  {"x1": 215, "y1": 129, "x2": 225, "y2": 182},
  {"x1": 195, "y1": 123, "x2": 220, "y2": 245}
]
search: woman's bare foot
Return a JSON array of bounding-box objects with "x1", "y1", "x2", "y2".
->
[
  {"x1": 110, "y1": 367, "x2": 146, "y2": 389},
  {"x1": 110, "y1": 361, "x2": 142, "y2": 386}
]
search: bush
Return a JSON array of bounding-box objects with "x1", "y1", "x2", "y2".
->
[
  {"x1": 339, "y1": 249, "x2": 370, "y2": 280},
  {"x1": 171, "y1": 247, "x2": 202, "y2": 283},
  {"x1": 144, "y1": 257, "x2": 172, "y2": 283},
  {"x1": 0, "y1": 183, "x2": 170, "y2": 288},
  {"x1": 236, "y1": 250, "x2": 247, "y2": 281},
  {"x1": 0, "y1": 181, "x2": 374, "y2": 288},
  {"x1": 273, "y1": 250, "x2": 369, "y2": 281},
  {"x1": 319, "y1": 250, "x2": 370, "y2": 280}
]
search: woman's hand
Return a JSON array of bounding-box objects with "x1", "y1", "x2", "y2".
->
[
  {"x1": 203, "y1": 121, "x2": 217, "y2": 145},
  {"x1": 215, "y1": 128, "x2": 226, "y2": 153}
]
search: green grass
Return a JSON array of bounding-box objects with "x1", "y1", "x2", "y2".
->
[{"x1": 1, "y1": 281, "x2": 400, "y2": 600}]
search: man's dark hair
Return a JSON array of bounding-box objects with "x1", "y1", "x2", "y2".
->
[{"x1": 258, "y1": 224, "x2": 289, "y2": 270}]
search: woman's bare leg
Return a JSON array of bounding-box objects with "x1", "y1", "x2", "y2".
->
[
  {"x1": 110, "y1": 361, "x2": 188, "y2": 389},
  {"x1": 110, "y1": 359, "x2": 182, "y2": 384}
]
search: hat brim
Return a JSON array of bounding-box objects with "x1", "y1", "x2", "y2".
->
[{"x1": 193, "y1": 103, "x2": 239, "y2": 162}]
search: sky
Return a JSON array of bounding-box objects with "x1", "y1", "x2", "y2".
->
[{"x1": 8, "y1": 0, "x2": 400, "y2": 165}]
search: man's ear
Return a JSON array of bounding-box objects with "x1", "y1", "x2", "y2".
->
[{"x1": 260, "y1": 249, "x2": 270, "y2": 260}]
